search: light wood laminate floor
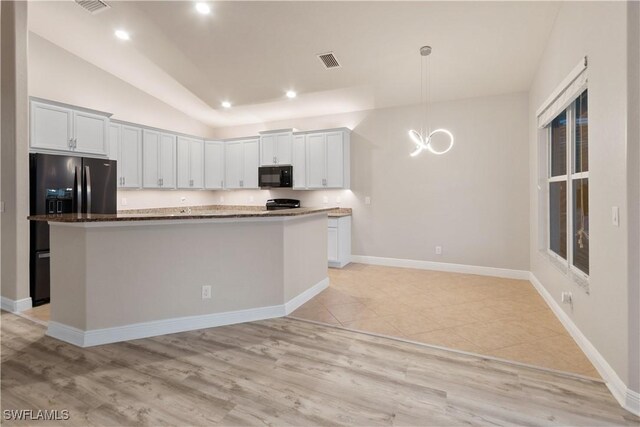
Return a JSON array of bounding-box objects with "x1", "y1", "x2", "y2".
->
[
  {"x1": 1, "y1": 311, "x2": 637, "y2": 426},
  {"x1": 291, "y1": 264, "x2": 599, "y2": 378}
]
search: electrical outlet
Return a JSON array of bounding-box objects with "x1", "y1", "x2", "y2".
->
[
  {"x1": 121, "y1": 198, "x2": 128, "y2": 206},
  {"x1": 561, "y1": 291, "x2": 572, "y2": 304},
  {"x1": 365, "y1": 196, "x2": 371, "y2": 205},
  {"x1": 323, "y1": 196, "x2": 329, "y2": 204},
  {"x1": 202, "y1": 285, "x2": 212, "y2": 299},
  {"x1": 435, "y1": 246, "x2": 442, "y2": 255},
  {"x1": 181, "y1": 196, "x2": 187, "y2": 203}
]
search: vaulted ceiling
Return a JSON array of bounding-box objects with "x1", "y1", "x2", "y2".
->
[{"x1": 28, "y1": 1, "x2": 561, "y2": 128}]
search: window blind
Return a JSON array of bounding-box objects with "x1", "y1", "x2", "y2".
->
[{"x1": 536, "y1": 57, "x2": 588, "y2": 128}]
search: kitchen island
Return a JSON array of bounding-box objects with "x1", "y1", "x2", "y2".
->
[{"x1": 29, "y1": 207, "x2": 334, "y2": 347}]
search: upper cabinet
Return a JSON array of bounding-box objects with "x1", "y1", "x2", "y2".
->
[
  {"x1": 296, "y1": 128, "x2": 350, "y2": 190},
  {"x1": 225, "y1": 138, "x2": 259, "y2": 189},
  {"x1": 109, "y1": 123, "x2": 142, "y2": 189},
  {"x1": 30, "y1": 99, "x2": 109, "y2": 157},
  {"x1": 259, "y1": 130, "x2": 293, "y2": 166},
  {"x1": 292, "y1": 134, "x2": 306, "y2": 189},
  {"x1": 143, "y1": 130, "x2": 176, "y2": 189},
  {"x1": 204, "y1": 141, "x2": 225, "y2": 190},
  {"x1": 177, "y1": 136, "x2": 204, "y2": 189}
]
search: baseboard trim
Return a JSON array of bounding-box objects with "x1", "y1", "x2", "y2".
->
[
  {"x1": 47, "y1": 277, "x2": 329, "y2": 348},
  {"x1": 352, "y1": 255, "x2": 530, "y2": 280},
  {"x1": 627, "y1": 389, "x2": 640, "y2": 416},
  {"x1": 284, "y1": 277, "x2": 329, "y2": 314},
  {"x1": 0, "y1": 296, "x2": 32, "y2": 313},
  {"x1": 529, "y1": 272, "x2": 640, "y2": 416}
]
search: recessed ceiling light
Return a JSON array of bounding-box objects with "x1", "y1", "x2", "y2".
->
[
  {"x1": 286, "y1": 90, "x2": 297, "y2": 99},
  {"x1": 114, "y1": 29, "x2": 130, "y2": 40},
  {"x1": 195, "y1": 2, "x2": 211, "y2": 15},
  {"x1": 221, "y1": 101, "x2": 231, "y2": 109}
]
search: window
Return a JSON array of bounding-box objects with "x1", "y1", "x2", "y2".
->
[{"x1": 547, "y1": 89, "x2": 589, "y2": 276}]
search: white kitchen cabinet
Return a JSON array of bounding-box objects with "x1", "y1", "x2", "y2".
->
[
  {"x1": 30, "y1": 99, "x2": 109, "y2": 157},
  {"x1": 73, "y1": 111, "x2": 108, "y2": 155},
  {"x1": 177, "y1": 136, "x2": 204, "y2": 189},
  {"x1": 306, "y1": 133, "x2": 327, "y2": 189},
  {"x1": 109, "y1": 123, "x2": 142, "y2": 189},
  {"x1": 143, "y1": 130, "x2": 176, "y2": 189},
  {"x1": 295, "y1": 128, "x2": 350, "y2": 190},
  {"x1": 328, "y1": 216, "x2": 351, "y2": 268},
  {"x1": 204, "y1": 141, "x2": 225, "y2": 189},
  {"x1": 292, "y1": 134, "x2": 306, "y2": 189},
  {"x1": 224, "y1": 138, "x2": 259, "y2": 189},
  {"x1": 259, "y1": 130, "x2": 292, "y2": 166}
]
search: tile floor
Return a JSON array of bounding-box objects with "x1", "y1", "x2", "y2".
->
[{"x1": 289, "y1": 263, "x2": 600, "y2": 378}]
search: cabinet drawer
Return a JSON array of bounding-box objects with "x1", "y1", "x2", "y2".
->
[{"x1": 328, "y1": 218, "x2": 338, "y2": 228}]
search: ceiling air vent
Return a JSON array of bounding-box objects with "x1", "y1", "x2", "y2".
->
[
  {"x1": 317, "y1": 52, "x2": 341, "y2": 69},
  {"x1": 75, "y1": 0, "x2": 110, "y2": 14}
]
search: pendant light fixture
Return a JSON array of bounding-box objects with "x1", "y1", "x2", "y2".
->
[{"x1": 409, "y1": 46, "x2": 454, "y2": 157}]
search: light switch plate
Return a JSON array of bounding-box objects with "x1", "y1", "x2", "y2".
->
[
  {"x1": 612, "y1": 206, "x2": 619, "y2": 227},
  {"x1": 202, "y1": 285, "x2": 212, "y2": 299},
  {"x1": 365, "y1": 196, "x2": 371, "y2": 205}
]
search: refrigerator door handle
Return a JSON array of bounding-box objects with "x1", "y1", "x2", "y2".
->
[
  {"x1": 84, "y1": 165, "x2": 92, "y2": 213},
  {"x1": 75, "y1": 166, "x2": 82, "y2": 214},
  {"x1": 38, "y1": 252, "x2": 50, "y2": 259}
]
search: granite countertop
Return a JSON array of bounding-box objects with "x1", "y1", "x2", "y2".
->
[{"x1": 28, "y1": 206, "x2": 349, "y2": 223}]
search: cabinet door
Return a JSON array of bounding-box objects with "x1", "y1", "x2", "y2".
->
[
  {"x1": 190, "y1": 139, "x2": 204, "y2": 189},
  {"x1": 276, "y1": 133, "x2": 293, "y2": 165},
  {"x1": 292, "y1": 135, "x2": 306, "y2": 189},
  {"x1": 121, "y1": 125, "x2": 142, "y2": 189},
  {"x1": 243, "y1": 139, "x2": 260, "y2": 189},
  {"x1": 30, "y1": 101, "x2": 73, "y2": 152},
  {"x1": 225, "y1": 141, "x2": 243, "y2": 189},
  {"x1": 159, "y1": 133, "x2": 176, "y2": 188},
  {"x1": 260, "y1": 134, "x2": 276, "y2": 166},
  {"x1": 73, "y1": 111, "x2": 108, "y2": 156},
  {"x1": 142, "y1": 130, "x2": 160, "y2": 188},
  {"x1": 325, "y1": 131, "x2": 344, "y2": 188},
  {"x1": 204, "y1": 141, "x2": 225, "y2": 189},
  {"x1": 108, "y1": 123, "x2": 120, "y2": 163},
  {"x1": 306, "y1": 133, "x2": 326, "y2": 189},
  {"x1": 176, "y1": 136, "x2": 191, "y2": 189},
  {"x1": 328, "y1": 227, "x2": 339, "y2": 262}
]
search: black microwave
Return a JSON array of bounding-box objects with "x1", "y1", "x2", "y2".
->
[{"x1": 258, "y1": 165, "x2": 293, "y2": 188}]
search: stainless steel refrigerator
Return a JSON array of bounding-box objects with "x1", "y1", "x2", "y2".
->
[{"x1": 29, "y1": 153, "x2": 117, "y2": 306}]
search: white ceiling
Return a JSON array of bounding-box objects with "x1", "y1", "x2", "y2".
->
[{"x1": 28, "y1": 1, "x2": 561, "y2": 128}]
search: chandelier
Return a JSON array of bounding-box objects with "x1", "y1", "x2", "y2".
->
[{"x1": 409, "y1": 46, "x2": 454, "y2": 156}]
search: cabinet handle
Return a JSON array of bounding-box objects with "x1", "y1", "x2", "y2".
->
[
  {"x1": 123, "y1": 176, "x2": 125, "y2": 186},
  {"x1": 240, "y1": 180, "x2": 243, "y2": 188},
  {"x1": 273, "y1": 156, "x2": 276, "y2": 164},
  {"x1": 69, "y1": 138, "x2": 74, "y2": 148},
  {"x1": 73, "y1": 138, "x2": 77, "y2": 149}
]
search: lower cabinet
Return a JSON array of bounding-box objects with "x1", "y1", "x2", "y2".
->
[{"x1": 328, "y1": 216, "x2": 351, "y2": 268}]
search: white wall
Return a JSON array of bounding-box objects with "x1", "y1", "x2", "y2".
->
[
  {"x1": 1, "y1": 1, "x2": 30, "y2": 302},
  {"x1": 528, "y1": 1, "x2": 635, "y2": 393},
  {"x1": 121, "y1": 93, "x2": 530, "y2": 271},
  {"x1": 28, "y1": 33, "x2": 215, "y2": 139}
]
